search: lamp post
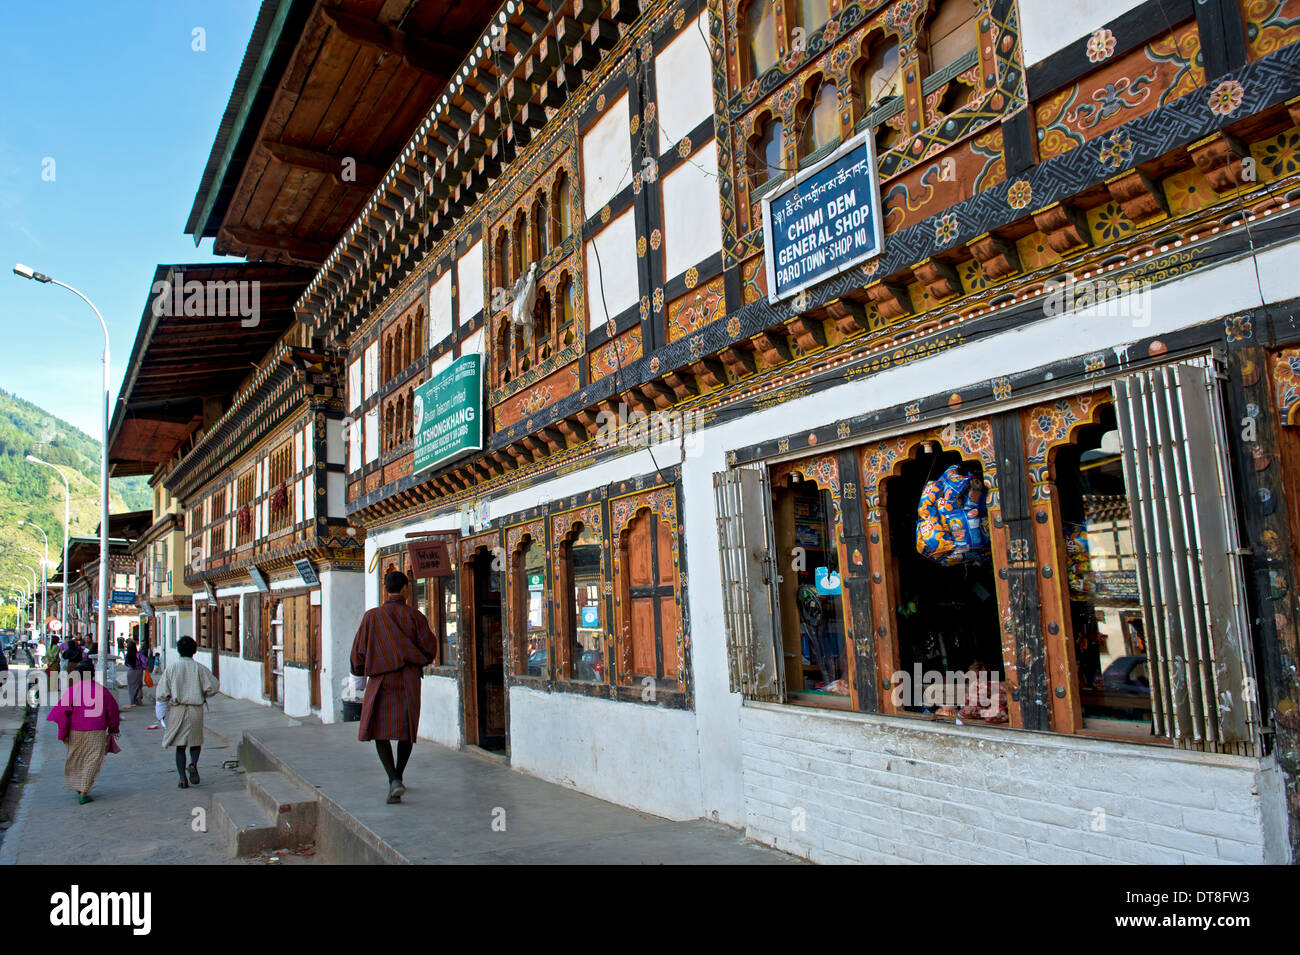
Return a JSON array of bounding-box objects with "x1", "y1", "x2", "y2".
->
[
  {"x1": 14, "y1": 264, "x2": 110, "y2": 689},
  {"x1": 19, "y1": 544, "x2": 47, "y2": 642},
  {"x1": 19, "y1": 522, "x2": 49, "y2": 641},
  {"x1": 27, "y1": 456, "x2": 70, "y2": 644},
  {"x1": 15, "y1": 562, "x2": 38, "y2": 643}
]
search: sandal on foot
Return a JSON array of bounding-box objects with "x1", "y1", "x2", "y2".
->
[
  {"x1": 78, "y1": 793, "x2": 94, "y2": 804},
  {"x1": 386, "y1": 780, "x2": 402, "y2": 804},
  {"x1": 178, "y1": 778, "x2": 189, "y2": 789},
  {"x1": 187, "y1": 764, "x2": 200, "y2": 785}
]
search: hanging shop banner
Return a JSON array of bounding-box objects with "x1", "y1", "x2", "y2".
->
[
  {"x1": 413, "y1": 353, "x2": 483, "y2": 474},
  {"x1": 408, "y1": 539, "x2": 452, "y2": 578},
  {"x1": 248, "y1": 566, "x2": 271, "y2": 592},
  {"x1": 761, "y1": 129, "x2": 884, "y2": 304}
]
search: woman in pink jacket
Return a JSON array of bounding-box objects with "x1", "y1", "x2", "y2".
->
[{"x1": 45, "y1": 660, "x2": 121, "y2": 804}]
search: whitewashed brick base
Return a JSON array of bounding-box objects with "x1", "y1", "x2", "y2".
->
[{"x1": 740, "y1": 702, "x2": 1290, "y2": 864}]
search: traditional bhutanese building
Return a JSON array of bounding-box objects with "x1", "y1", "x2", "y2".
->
[{"x1": 145, "y1": 0, "x2": 1300, "y2": 863}]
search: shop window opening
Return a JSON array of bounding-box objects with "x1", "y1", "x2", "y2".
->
[
  {"x1": 565, "y1": 523, "x2": 604, "y2": 682},
  {"x1": 772, "y1": 477, "x2": 848, "y2": 706},
  {"x1": 1052, "y1": 403, "x2": 1154, "y2": 740},
  {"x1": 883, "y1": 448, "x2": 1005, "y2": 720}
]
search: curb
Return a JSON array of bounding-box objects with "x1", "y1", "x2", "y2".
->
[
  {"x1": 0, "y1": 710, "x2": 48, "y2": 865},
  {"x1": 241, "y1": 731, "x2": 410, "y2": 865}
]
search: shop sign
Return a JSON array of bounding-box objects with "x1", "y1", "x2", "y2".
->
[
  {"x1": 249, "y1": 566, "x2": 271, "y2": 592},
  {"x1": 761, "y1": 129, "x2": 884, "y2": 303},
  {"x1": 580, "y1": 605, "x2": 600, "y2": 628},
  {"x1": 293, "y1": 559, "x2": 320, "y2": 588},
  {"x1": 413, "y1": 353, "x2": 483, "y2": 474},
  {"x1": 111, "y1": 590, "x2": 136, "y2": 605},
  {"x1": 527, "y1": 573, "x2": 544, "y2": 592},
  {"x1": 408, "y1": 539, "x2": 452, "y2": 578},
  {"x1": 815, "y1": 566, "x2": 842, "y2": 596},
  {"x1": 459, "y1": 499, "x2": 491, "y2": 535}
]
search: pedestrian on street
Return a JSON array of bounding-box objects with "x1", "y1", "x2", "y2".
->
[
  {"x1": 350, "y1": 570, "x2": 438, "y2": 804},
  {"x1": 61, "y1": 637, "x2": 83, "y2": 670},
  {"x1": 124, "y1": 639, "x2": 146, "y2": 707},
  {"x1": 153, "y1": 636, "x2": 219, "y2": 789},
  {"x1": 45, "y1": 660, "x2": 121, "y2": 804}
]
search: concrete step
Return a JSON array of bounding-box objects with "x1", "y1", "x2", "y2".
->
[
  {"x1": 245, "y1": 771, "x2": 318, "y2": 848},
  {"x1": 211, "y1": 790, "x2": 283, "y2": 859}
]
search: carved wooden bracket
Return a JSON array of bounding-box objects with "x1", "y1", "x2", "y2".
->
[
  {"x1": 754, "y1": 327, "x2": 794, "y2": 365},
  {"x1": 789, "y1": 314, "x2": 828, "y2": 352},
  {"x1": 864, "y1": 280, "x2": 913, "y2": 320},
  {"x1": 912, "y1": 257, "x2": 962, "y2": 300},
  {"x1": 1105, "y1": 168, "x2": 1169, "y2": 224},
  {"x1": 1186, "y1": 132, "x2": 1250, "y2": 194},
  {"x1": 967, "y1": 232, "x2": 1021, "y2": 281},
  {"x1": 687, "y1": 358, "x2": 727, "y2": 390},
  {"x1": 1031, "y1": 202, "x2": 1092, "y2": 254},
  {"x1": 718, "y1": 341, "x2": 757, "y2": 379}
]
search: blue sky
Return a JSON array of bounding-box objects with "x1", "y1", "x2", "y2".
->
[{"x1": 0, "y1": 1, "x2": 260, "y2": 436}]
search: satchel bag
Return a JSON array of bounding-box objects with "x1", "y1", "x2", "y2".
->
[{"x1": 106, "y1": 733, "x2": 121, "y2": 755}]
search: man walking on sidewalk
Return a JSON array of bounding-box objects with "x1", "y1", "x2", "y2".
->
[
  {"x1": 154, "y1": 636, "x2": 220, "y2": 789},
  {"x1": 350, "y1": 570, "x2": 438, "y2": 804}
]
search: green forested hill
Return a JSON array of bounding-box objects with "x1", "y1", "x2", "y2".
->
[{"x1": 0, "y1": 389, "x2": 150, "y2": 626}]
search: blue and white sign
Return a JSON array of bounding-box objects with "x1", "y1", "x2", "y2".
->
[
  {"x1": 761, "y1": 129, "x2": 884, "y2": 303},
  {"x1": 580, "y1": 605, "x2": 600, "y2": 628},
  {"x1": 815, "y1": 566, "x2": 842, "y2": 596}
]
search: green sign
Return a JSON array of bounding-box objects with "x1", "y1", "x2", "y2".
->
[
  {"x1": 527, "y1": 573, "x2": 544, "y2": 591},
  {"x1": 413, "y1": 353, "x2": 483, "y2": 474}
]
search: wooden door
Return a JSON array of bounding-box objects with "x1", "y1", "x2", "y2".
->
[
  {"x1": 260, "y1": 595, "x2": 277, "y2": 703},
  {"x1": 208, "y1": 606, "x2": 220, "y2": 680},
  {"x1": 309, "y1": 603, "x2": 322, "y2": 709},
  {"x1": 625, "y1": 512, "x2": 678, "y2": 682},
  {"x1": 469, "y1": 550, "x2": 506, "y2": 750}
]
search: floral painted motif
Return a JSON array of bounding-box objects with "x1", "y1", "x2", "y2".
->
[
  {"x1": 1091, "y1": 202, "x2": 1134, "y2": 242},
  {"x1": 934, "y1": 212, "x2": 960, "y2": 245},
  {"x1": 905, "y1": 402, "x2": 921, "y2": 422},
  {"x1": 1207, "y1": 79, "x2": 1244, "y2": 117},
  {"x1": 653, "y1": 287, "x2": 664, "y2": 312},
  {"x1": 1025, "y1": 393, "x2": 1109, "y2": 499},
  {"x1": 650, "y1": 229, "x2": 662, "y2": 251},
  {"x1": 1097, "y1": 130, "x2": 1134, "y2": 170},
  {"x1": 727, "y1": 314, "x2": 742, "y2": 337},
  {"x1": 1225, "y1": 315, "x2": 1254, "y2": 342},
  {"x1": 1258, "y1": 131, "x2": 1300, "y2": 178},
  {"x1": 667, "y1": 278, "x2": 724, "y2": 343},
  {"x1": 600, "y1": 205, "x2": 611, "y2": 224},
  {"x1": 678, "y1": 136, "x2": 693, "y2": 158},
  {"x1": 637, "y1": 236, "x2": 647, "y2": 257},
  {"x1": 1086, "y1": 28, "x2": 1116, "y2": 63},
  {"x1": 684, "y1": 266, "x2": 699, "y2": 289},
  {"x1": 1006, "y1": 179, "x2": 1032, "y2": 210},
  {"x1": 992, "y1": 377, "x2": 1012, "y2": 400}
]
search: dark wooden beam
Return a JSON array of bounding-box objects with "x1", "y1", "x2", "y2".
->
[
  {"x1": 221, "y1": 227, "x2": 330, "y2": 264},
  {"x1": 264, "y1": 141, "x2": 383, "y2": 189}
]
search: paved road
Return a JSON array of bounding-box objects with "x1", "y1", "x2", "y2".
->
[{"x1": 0, "y1": 680, "x2": 302, "y2": 865}]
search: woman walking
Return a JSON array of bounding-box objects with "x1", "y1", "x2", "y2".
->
[
  {"x1": 124, "y1": 639, "x2": 147, "y2": 707},
  {"x1": 154, "y1": 636, "x2": 219, "y2": 789},
  {"x1": 45, "y1": 660, "x2": 121, "y2": 804}
]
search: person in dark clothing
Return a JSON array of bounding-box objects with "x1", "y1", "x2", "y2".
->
[
  {"x1": 61, "y1": 638, "x2": 84, "y2": 670},
  {"x1": 350, "y1": 571, "x2": 438, "y2": 803}
]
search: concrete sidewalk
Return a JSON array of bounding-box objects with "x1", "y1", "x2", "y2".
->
[
  {"x1": 0, "y1": 683, "x2": 301, "y2": 865},
  {"x1": 243, "y1": 723, "x2": 801, "y2": 864}
]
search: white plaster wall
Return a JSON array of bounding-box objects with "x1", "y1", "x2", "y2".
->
[
  {"x1": 326, "y1": 418, "x2": 344, "y2": 465},
  {"x1": 319, "y1": 567, "x2": 363, "y2": 724},
  {"x1": 585, "y1": 208, "x2": 639, "y2": 326},
  {"x1": 429, "y1": 269, "x2": 454, "y2": 346},
  {"x1": 328, "y1": 472, "x2": 345, "y2": 519},
  {"x1": 581, "y1": 92, "x2": 632, "y2": 217},
  {"x1": 457, "y1": 241, "x2": 485, "y2": 320},
  {"x1": 660, "y1": 142, "x2": 723, "y2": 282},
  {"x1": 283, "y1": 666, "x2": 311, "y2": 719},
  {"x1": 216, "y1": 654, "x2": 263, "y2": 705},
  {"x1": 1018, "y1": 0, "x2": 1147, "y2": 66},
  {"x1": 508, "y1": 685, "x2": 704, "y2": 820},
  {"x1": 418, "y1": 675, "x2": 461, "y2": 746},
  {"x1": 740, "y1": 703, "x2": 1288, "y2": 863},
  {"x1": 655, "y1": 12, "x2": 713, "y2": 151}
]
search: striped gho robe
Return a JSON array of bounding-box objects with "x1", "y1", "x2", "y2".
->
[{"x1": 350, "y1": 596, "x2": 439, "y2": 742}]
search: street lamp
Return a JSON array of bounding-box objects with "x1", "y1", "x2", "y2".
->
[
  {"x1": 18, "y1": 522, "x2": 49, "y2": 642},
  {"x1": 14, "y1": 264, "x2": 110, "y2": 688},
  {"x1": 14, "y1": 562, "x2": 38, "y2": 643},
  {"x1": 27, "y1": 456, "x2": 70, "y2": 644}
]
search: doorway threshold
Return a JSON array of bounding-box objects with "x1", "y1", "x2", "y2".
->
[{"x1": 463, "y1": 745, "x2": 508, "y2": 766}]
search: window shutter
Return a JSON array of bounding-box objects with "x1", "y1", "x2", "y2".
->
[
  {"x1": 713, "y1": 465, "x2": 783, "y2": 701},
  {"x1": 1112, "y1": 360, "x2": 1258, "y2": 753}
]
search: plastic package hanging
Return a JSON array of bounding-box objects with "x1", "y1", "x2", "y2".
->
[{"x1": 915, "y1": 465, "x2": 991, "y2": 566}]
